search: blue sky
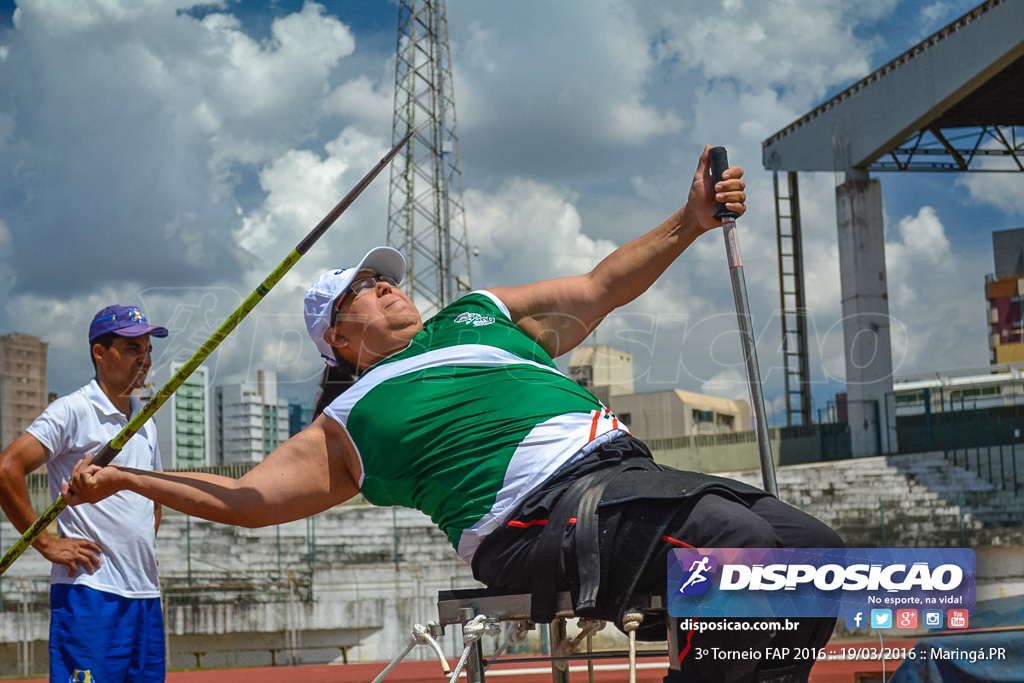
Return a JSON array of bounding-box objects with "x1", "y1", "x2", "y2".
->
[{"x1": 0, "y1": 0, "x2": 1020, "y2": 423}]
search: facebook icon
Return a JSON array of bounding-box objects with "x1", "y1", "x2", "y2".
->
[{"x1": 845, "y1": 610, "x2": 865, "y2": 629}]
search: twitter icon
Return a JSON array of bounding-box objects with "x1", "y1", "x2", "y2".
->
[{"x1": 870, "y1": 609, "x2": 892, "y2": 629}]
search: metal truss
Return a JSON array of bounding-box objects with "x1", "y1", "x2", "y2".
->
[
  {"x1": 869, "y1": 125, "x2": 1024, "y2": 172},
  {"x1": 388, "y1": 0, "x2": 472, "y2": 316}
]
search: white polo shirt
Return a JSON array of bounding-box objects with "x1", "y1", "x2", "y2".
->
[{"x1": 27, "y1": 379, "x2": 162, "y2": 599}]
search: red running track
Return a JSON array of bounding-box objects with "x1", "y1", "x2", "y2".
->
[{"x1": 3, "y1": 641, "x2": 910, "y2": 682}]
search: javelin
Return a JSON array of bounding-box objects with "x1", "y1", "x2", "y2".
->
[{"x1": 0, "y1": 131, "x2": 413, "y2": 576}]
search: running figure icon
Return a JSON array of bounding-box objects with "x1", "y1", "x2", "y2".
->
[{"x1": 679, "y1": 556, "x2": 713, "y2": 594}]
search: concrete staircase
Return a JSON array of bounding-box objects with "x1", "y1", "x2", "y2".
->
[
  {"x1": 894, "y1": 450, "x2": 1024, "y2": 545},
  {"x1": 718, "y1": 451, "x2": 1024, "y2": 547}
]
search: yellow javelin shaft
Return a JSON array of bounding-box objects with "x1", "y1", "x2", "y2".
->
[{"x1": 0, "y1": 132, "x2": 412, "y2": 576}]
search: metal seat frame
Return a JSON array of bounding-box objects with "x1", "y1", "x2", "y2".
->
[{"x1": 437, "y1": 588, "x2": 682, "y2": 682}]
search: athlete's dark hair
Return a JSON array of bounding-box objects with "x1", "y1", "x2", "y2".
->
[
  {"x1": 313, "y1": 356, "x2": 360, "y2": 417},
  {"x1": 89, "y1": 332, "x2": 119, "y2": 372}
]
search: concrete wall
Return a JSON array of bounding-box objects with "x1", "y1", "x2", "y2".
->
[{"x1": 644, "y1": 424, "x2": 850, "y2": 474}]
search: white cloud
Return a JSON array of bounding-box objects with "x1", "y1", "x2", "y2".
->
[
  {"x1": 12, "y1": 0, "x2": 160, "y2": 35},
  {"x1": 885, "y1": 206, "x2": 989, "y2": 373},
  {"x1": 323, "y1": 75, "x2": 393, "y2": 124},
  {"x1": 647, "y1": 0, "x2": 888, "y2": 109},
  {"x1": 465, "y1": 178, "x2": 617, "y2": 288},
  {"x1": 450, "y1": 0, "x2": 687, "y2": 177},
  {"x1": 0, "y1": 0, "x2": 384, "y2": 398},
  {"x1": 957, "y1": 172, "x2": 1024, "y2": 216},
  {"x1": 1, "y1": 0, "x2": 1018, "y2": 414},
  {"x1": 0, "y1": 0, "x2": 370, "y2": 304},
  {"x1": 701, "y1": 368, "x2": 748, "y2": 401},
  {"x1": 920, "y1": 2, "x2": 954, "y2": 25},
  {"x1": 196, "y1": 3, "x2": 354, "y2": 122}
]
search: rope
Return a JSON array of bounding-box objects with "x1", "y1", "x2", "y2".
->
[
  {"x1": 417, "y1": 623, "x2": 450, "y2": 674},
  {"x1": 622, "y1": 611, "x2": 644, "y2": 683},
  {"x1": 587, "y1": 626, "x2": 596, "y2": 683},
  {"x1": 448, "y1": 614, "x2": 502, "y2": 683},
  {"x1": 488, "y1": 619, "x2": 531, "y2": 663},
  {"x1": 554, "y1": 618, "x2": 606, "y2": 658},
  {"x1": 448, "y1": 642, "x2": 475, "y2": 683},
  {"x1": 371, "y1": 622, "x2": 449, "y2": 683}
]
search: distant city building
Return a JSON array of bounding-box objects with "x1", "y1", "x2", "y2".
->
[
  {"x1": 288, "y1": 400, "x2": 314, "y2": 437},
  {"x1": 986, "y1": 227, "x2": 1024, "y2": 364},
  {"x1": 893, "y1": 363, "x2": 1024, "y2": 415},
  {"x1": 568, "y1": 345, "x2": 634, "y2": 405},
  {"x1": 150, "y1": 364, "x2": 211, "y2": 470},
  {"x1": 0, "y1": 333, "x2": 49, "y2": 448},
  {"x1": 611, "y1": 390, "x2": 751, "y2": 442},
  {"x1": 567, "y1": 344, "x2": 749, "y2": 440},
  {"x1": 215, "y1": 370, "x2": 290, "y2": 464}
]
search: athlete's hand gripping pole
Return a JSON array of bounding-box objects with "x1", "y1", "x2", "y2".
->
[
  {"x1": 710, "y1": 146, "x2": 779, "y2": 497},
  {"x1": 0, "y1": 132, "x2": 414, "y2": 576}
]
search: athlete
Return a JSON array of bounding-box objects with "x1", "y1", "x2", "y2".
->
[{"x1": 65, "y1": 147, "x2": 840, "y2": 682}]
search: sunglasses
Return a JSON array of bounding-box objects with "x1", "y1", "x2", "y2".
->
[{"x1": 331, "y1": 274, "x2": 400, "y2": 325}]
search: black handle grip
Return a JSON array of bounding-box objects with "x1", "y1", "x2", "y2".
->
[
  {"x1": 91, "y1": 441, "x2": 119, "y2": 468},
  {"x1": 709, "y1": 146, "x2": 738, "y2": 221}
]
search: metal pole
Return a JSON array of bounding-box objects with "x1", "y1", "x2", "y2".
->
[
  {"x1": 1013, "y1": 437, "x2": 1019, "y2": 496},
  {"x1": 986, "y1": 410, "x2": 993, "y2": 484},
  {"x1": 999, "y1": 418, "x2": 1006, "y2": 491},
  {"x1": 21, "y1": 583, "x2": 30, "y2": 677},
  {"x1": 0, "y1": 132, "x2": 413, "y2": 576},
  {"x1": 187, "y1": 515, "x2": 192, "y2": 592},
  {"x1": 958, "y1": 493, "x2": 966, "y2": 547},
  {"x1": 710, "y1": 147, "x2": 778, "y2": 497},
  {"x1": 393, "y1": 507, "x2": 400, "y2": 565},
  {"x1": 878, "y1": 498, "x2": 886, "y2": 547}
]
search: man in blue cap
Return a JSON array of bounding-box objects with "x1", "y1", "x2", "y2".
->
[{"x1": 0, "y1": 305, "x2": 169, "y2": 682}]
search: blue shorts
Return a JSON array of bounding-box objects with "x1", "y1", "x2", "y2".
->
[{"x1": 49, "y1": 584, "x2": 165, "y2": 683}]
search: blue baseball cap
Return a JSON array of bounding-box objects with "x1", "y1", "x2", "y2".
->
[{"x1": 89, "y1": 305, "x2": 169, "y2": 344}]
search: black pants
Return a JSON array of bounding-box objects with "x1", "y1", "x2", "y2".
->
[{"x1": 473, "y1": 436, "x2": 843, "y2": 683}]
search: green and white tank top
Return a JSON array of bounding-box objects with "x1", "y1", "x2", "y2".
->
[{"x1": 323, "y1": 291, "x2": 625, "y2": 562}]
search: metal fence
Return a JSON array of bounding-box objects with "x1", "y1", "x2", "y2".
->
[{"x1": 896, "y1": 405, "x2": 1024, "y2": 494}]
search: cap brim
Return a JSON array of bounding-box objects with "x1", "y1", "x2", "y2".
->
[{"x1": 113, "y1": 324, "x2": 169, "y2": 339}]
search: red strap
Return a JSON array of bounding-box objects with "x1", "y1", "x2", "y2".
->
[
  {"x1": 660, "y1": 535, "x2": 698, "y2": 664},
  {"x1": 661, "y1": 535, "x2": 696, "y2": 548},
  {"x1": 507, "y1": 517, "x2": 576, "y2": 528},
  {"x1": 679, "y1": 619, "x2": 697, "y2": 664}
]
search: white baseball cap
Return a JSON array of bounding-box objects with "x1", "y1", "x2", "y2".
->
[{"x1": 304, "y1": 246, "x2": 406, "y2": 366}]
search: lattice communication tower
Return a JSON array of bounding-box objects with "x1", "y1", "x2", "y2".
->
[{"x1": 388, "y1": 0, "x2": 471, "y2": 316}]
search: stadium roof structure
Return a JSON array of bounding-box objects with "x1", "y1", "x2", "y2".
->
[
  {"x1": 759, "y1": 0, "x2": 1024, "y2": 440},
  {"x1": 762, "y1": 0, "x2": 1024, "y2": 173}
]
